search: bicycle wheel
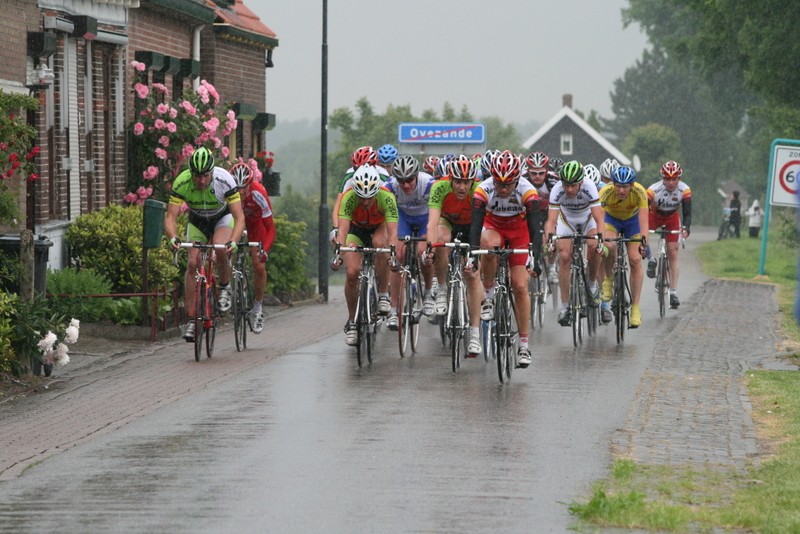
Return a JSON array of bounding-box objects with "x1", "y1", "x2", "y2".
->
[
  {"x1": 656, "y1": 256, "x2": 666, "y2": 318},
  {"x1": 367, "y1": 282, "x2": 377, "y2": 364},
  {"x1": 529, "y1": 278, "x2": 539, "y2": 332},
  {"x1": 205, "y1": 284, "x2": 217, "y2": 359},
  {"x1": 410, "y1": 271, "x2": 422, "y2": 353},
  {"x1": 450, "y1": 284, "x2": 465, "y2": 373},
  {"x1": 537, "y1": 276, "x2": 547, "y2": 329},
  {"x1": 495, "y1": 290, "x2": 511, "y2": 384},
  {"x1": 397, "y1": 273, "x2": 410, "y2": 357},
  {"x1": 356, "y1": 278, "x2": 369, "y2": 368},
  {"x1": 614, "y1": 269, "x2": 627, "y2": 344},
  {"x1": 194, "y1": 281, "x2": 205, "y2": 362},
  {"x1": 233, "y1": 275, "x2": 245, "y2": 352},
  {"x1": 570, "y1": 267, "x2": 584, "y2": 347},
  {"x1": 481, "y1": 319, "x2": 495, "y2": 362}
]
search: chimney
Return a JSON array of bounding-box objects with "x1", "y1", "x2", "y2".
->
[{"x1": 562, "y1": 94, "x2": 573, "y2": 108}]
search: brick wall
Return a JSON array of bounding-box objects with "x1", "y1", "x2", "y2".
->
[{"x1": 0, "y1": 0, "x2": 39, "y2": 84}]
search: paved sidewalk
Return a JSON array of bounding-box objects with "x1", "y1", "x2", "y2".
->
[{"x1": 612, "y1": 278, "x2": 794, "y2": 469}]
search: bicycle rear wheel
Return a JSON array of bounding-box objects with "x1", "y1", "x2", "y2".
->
[
  {"x1": 194, "y1": 281, "x2": 205, "y2": 362},
  {"x1": 495, "y1": 290, "x2": 512, "y2": 384}
]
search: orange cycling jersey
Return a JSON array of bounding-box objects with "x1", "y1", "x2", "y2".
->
[{"x1": 428, "y1": 178, "x2": 476, "y2": 226}]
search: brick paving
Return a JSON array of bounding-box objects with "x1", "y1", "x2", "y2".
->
[{"x1": 612, "y1": 279, "x2": 785, "y2": 469}]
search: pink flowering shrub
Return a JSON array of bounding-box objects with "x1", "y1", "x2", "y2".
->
[{"x1": 125, "y1": 61, "x2": 238, "y2": 203}]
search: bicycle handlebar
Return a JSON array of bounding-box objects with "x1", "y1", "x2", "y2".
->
[
  {"x1": 430, "y1": 241, "x2": 472, "y2": 250},
  {"x1": 470, "y1": 247, "x2": 532, "y2": 257}
]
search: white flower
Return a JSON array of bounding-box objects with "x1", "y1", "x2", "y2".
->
[
  {"x1": 37, "y1": 331, "x2": 57, "y2": 354},
  {"x1": 65, "y1": 325, "x2": 79, "y2": 344},
  {"x1": 69, "y1": 318, "x2": 80, "y2": 329},
  {"x1": 54, "y1": 343, "x2": 70, "y2": 367}
]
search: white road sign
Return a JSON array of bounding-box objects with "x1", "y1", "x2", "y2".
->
[{"x1": 770, "y1": 144, "x2": 800, "y2": 207}]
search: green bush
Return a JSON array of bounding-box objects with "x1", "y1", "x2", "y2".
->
[
  {"x1": 268, "y1": 214, "x2": 314, "y2": 299},
  {"x1": 0, "y1": 291, "x2": 16, "y2": 372},
  {"x1": 3, "y1": 294, "x2": 67, "y2": 375},
  {"x1": 66, "y1": 204, "x2": 183, "y2": 293},
  {"x1": 47, "y1": 267, "x2": 113, "y2": 323}
]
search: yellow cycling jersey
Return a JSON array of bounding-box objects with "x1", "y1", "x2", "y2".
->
[{"x1": 599, "y1": 182, "x2": 648, "y2": 220}]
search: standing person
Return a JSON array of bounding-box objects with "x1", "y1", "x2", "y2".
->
[
  {"x1": 165, "y1": 147, "x2": 246, "y2": 341},
  {"x1": 599, "y1": 165, "x2": 650, "y2": 328},
  {"x1": 746, "y1": 199, "x2": 763, "y2": 238},
  {"x1": 544, "y1": 160, "x2": 606, "y2": 326},
  {"x1": 229, "y1": 163, "x2": 276, "y2": 333},
  {"x1": 646, "y1": 160, "x2": 692, "y2": 309},
  {"x1": 384, "y1": 155, "x2": 436, "y2": 328},
  {"x1": 468, "y1": 150, "x2": 543, "y2": 368},
  {"x1": 332, "y1": 164, "x2": 398, "y2": 346},
  {"x1": 426, "y1": 155, "x2": 484, "y2": 356},
  {"x1": 729, "y1": 191, "x2": 742, "y2": 238}
]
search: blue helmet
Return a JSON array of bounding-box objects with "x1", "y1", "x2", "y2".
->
[
  {"x1": 612, "y1": 165, "x2": 637, "y2": 184},
  {"x1": 377, "y1": 144, "x2": 399, "y2": 165}
]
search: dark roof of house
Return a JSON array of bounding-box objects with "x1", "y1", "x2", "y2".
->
[{"x1": 522, "y1": 106, "x2": 630, "y2": 165}]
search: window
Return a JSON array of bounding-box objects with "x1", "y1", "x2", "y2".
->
[{"x1": 560, "y1": 133, "x2": 573, "y2": 155}]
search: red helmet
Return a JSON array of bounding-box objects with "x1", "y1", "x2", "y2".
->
[
  {"x1": 351, "y1": 146, "x2": 377, "y2": 167},
  {"x1": 525, "y1": 151, "x2": 549, "y2": 170},
  {"x1": 491, "y1": 150, "x2": 521, "y2": 183},
  {"x1": 449, "y1": 155, "x2": 478, "y2": 181},
  {"x1": 423, "y1": 155, "x2": 439, "y2": 174},
  {"x1": 661, "y1": 160, "x2": 682, "y2": 179}
]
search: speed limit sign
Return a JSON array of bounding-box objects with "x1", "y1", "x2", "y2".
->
[{"x1": 770, "y1": 144, "x2": 800, "y2": 207}]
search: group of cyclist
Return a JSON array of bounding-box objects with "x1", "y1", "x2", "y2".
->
[
  {"x1": 163, "y1": 146, "x2": 276, "y2": 342},
  {"x1": 331, "y1": 144, "x2": 692, "y2": 361}
]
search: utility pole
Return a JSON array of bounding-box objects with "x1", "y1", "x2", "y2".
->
[{"x1": 317, "y1": 0, "x2": 329, "y2": 302}]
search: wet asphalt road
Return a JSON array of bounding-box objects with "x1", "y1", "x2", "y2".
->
[{"x1": 0, "y1": 231, "x2": 713, "y2": 533}]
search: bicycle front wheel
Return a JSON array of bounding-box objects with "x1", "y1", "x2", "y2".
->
[
  {"x1": 356, "y1": 278, "x2": 370, "y2": 368},
  {"x1": 194, "y1": 281, "x2": 205, "y2": 362},
  {"x1": 397, "y1": 273, "x2": 410, "y2": 357},
  {"x1": 205, "y1": 284, "x2": 217, "y2": 359},
  {"x1": 450, "y1": 284, "x2": 465, "y2": 373},
  {"x1": 570, "y1": 267, "x2": 584, "y2": 347},
  {"x1": 656, "y1": 256, "x2": 666, "y2": 318},
  {"x1": 495, "y1": 290, "x2": 512, "y2": 384},
  {"x1": 481, "y1": 319, "x2": 494, "y2": 362},
  {"x1": 614, "y1": 269, "x2": 627, "y2": 344},
  {"x1": 410, "y1": 271, "x2": 422, "y2": 353},
  {"x1": 233, "y1": 275, "x2": 245, "y2": 352}
]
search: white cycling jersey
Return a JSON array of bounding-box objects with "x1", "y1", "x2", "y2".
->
[
  {"x1": 385, "y1": 172, "x2": 434, "y2": 217},
  {"x1": 548, "y1": 180, "x2": 601, "y2": 233}
]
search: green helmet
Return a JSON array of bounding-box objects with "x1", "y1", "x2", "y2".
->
[
  {"x1": 189, "y1": 147, "x2": 215, "y2": 175},
  {"x1": 559, "y1": 160, "x2": 584, "y2": 184}
]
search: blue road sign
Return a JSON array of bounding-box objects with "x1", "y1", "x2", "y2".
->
[{"x1": 398, "y1": 123, "x2": 485, "y2": 144}]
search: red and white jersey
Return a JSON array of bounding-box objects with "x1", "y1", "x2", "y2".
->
[
  {"x1": 646, "y1": 180, "x2": 692, "y2": 216},
  {"x1": 473, "y1": 177, "x2": 539, "y2": 227}
]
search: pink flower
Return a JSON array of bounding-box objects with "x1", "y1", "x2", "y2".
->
[
  {"x1": 169, "y1": 107, "x2": 178, "y2": 119},
  {"x1": 124, "y1": 192, "x2": 138, "y2": 203},
  {"x1": 151, "y1": 83, "x2": 169, "y2": 96},
  {"x1": 180, "y1": 100, "x2": 196, "y2": 116},
  {"x1": 133, "y1": 122, "x2": 144, "y2": 136},
  {"x1": 201, "y1": 80, "x2": 220, "y2": 106},
  {"x1": 195, "y1": 132, "x2": 210, "y2": 145},
  {"x1": 154, "y1": 148, "x2": 168, "y2": 160},
  {"x1": 197, "y1": 85, "x2": 210, "y2": 105},
  {"x1": 156, "y1": 103, "x2": 169, "y2": 115},
  {"x1": 143, "y1": 166, "x2": 159, "y2": 180},
  {"x1": 221, "y1": 146, "x2": 230, "y2": 158},
  {"x1": 182, "y1": 144, "x2": 195, "y2": 160},
  {"x1": 134, "y1": 83, "x2": 149, "y2": 99},
  {"x1": 158, "y1": 135, "x2": 170, "y2": 147},
  {"x1": 130, "y1": 60, "x2": 146, "y2": 72},
  {"x1": 137, "y1": 185, "x2": 152, "y2": 199},
  {"x1": 203, "y1": 117, "x2": 220, "y2": 134},
  {"x1": 166, "y1": 122, "x2": 177, "y2": 133},
  {"x1": 213, "y1": 137, "x2": 222, "y2": 149},
  {"x1": 154, "y1": 118, "x2": 166, "y2": 130}
]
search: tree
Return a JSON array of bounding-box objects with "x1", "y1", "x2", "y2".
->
[{"x1": 621, "y1": 123, "x2": 681, "y2": 185}]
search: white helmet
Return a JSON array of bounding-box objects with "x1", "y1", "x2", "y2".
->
[
  {"x1": 351, "y1": 164, "x2": 381, "y2": 198},
  {"x1": 599, "y1": 158, "x2": 620, "y2": 180},
  {"x1": 583, "y1": 163, "x2": 602, "y2": 187}
]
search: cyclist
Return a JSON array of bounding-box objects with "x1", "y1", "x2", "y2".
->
[
  {"x1": 422, "y1": 155, "x2": 440, "y2": 175},
  {"x1": 599, "y1": 165, "x2": 650, "y2": 328},
  {"x1": 599, "y1": 158, "x2": 619, "y2": 186},
  {"x1": 524, "y1": 151, "x2": 559, "y2": 284},
  {"x1": 332, "y1": 164, "x2": 398, "y2": 345},
  {"x1": 376, "y1": 143, "x2": 399, "y2": 174},
  {"x1": 384, "y1": 155, "x2": 436, "y2": 328},
  {"x1": 331, "y1": 146, "x2": 388, "y2": 243},
  {"x1": 477, "y1": 149, "x2": 500, "y2": 181},
  {"x1": 165, "y1": 147, "x2": 246, "y2": 341},
  {"x1": 646, "y1": 160, "x2": 692, "y2": 308},
  {"x1": 544, "y1": 160, "x2": 606, "y2": 327},
  {"x1": 229, "y1": 163, "x2": 276, "y2": 333},
  {"x1": 468, "y1": 150, "x2": 543, "y2": 368},
  {"x1": 426, "y1": 155, "x2": 483, "y2": 356}
]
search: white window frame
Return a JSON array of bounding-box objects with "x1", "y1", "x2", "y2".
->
[{"x1": 560, "y1": 133, "x2": 573, "y2": 156}]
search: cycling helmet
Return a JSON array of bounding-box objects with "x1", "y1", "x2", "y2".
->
[
  {"x1": 189, "y1": 146, "x2": 215, "y2": 175},
  {"x1": 583, "y1": 163, "x2": 601, "y2": 187},
  {"x1": 660, "y1": 160, "x2": 682, "y2": 179},
  {"x1": 230, "y1": 163, "x2": 254, "y2": 187},
  {"x1": 549, "y1": 157, "x2": 564, "y2": 173},
  {"x1": 491, "y1": 150, "x2": 521, "y2": 182},
  {"x1": 612, "y1": 165, "x2": 637, "y2": 184},
  {"x1": 449, "y1": 155, "x2": 478, "y2": 181},
  {"x1": 392, "y1": 155, "x2": 420, "y2": 182},
  {"x1": 351, "y1": 146, "x2": 377, "y2": 167},
  {"x1": 351, "y1": 164, "x2": 381, "y2": 198},
  {"x1": 377, "y1": 144, "x2": 399, "y2": 165},
  {"x1": 480, "y1": 149, "x2": 501, "y2": 178},
  {"x1": 433, "y1": 158, "x2": 450, "y2": 179},
  {"x1": 525, "y1": 151, "x2": 549, "y2": 170},
  {"x1": 422, "y1": 155, "x2": 439, "y2": 174},
  {"x1": 559, "y1": 160, "x2": 584, "y2": 184},
  {"x1": 599, "y1": 158, "x2": 620, "y2": 179}
]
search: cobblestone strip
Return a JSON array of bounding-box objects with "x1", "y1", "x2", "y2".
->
[
  {"x1": 0, "y1": 297, "x2": 346, "y2": 480},
  {"x1": 612, "y1": 279, "x2": 780, "y2": 469}
]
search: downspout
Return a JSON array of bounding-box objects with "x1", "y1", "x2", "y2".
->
[{"x1": 192, "y1": 25, "x2": 204, "y2": 90}]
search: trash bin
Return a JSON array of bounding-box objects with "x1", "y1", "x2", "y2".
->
[
  {"x1": 0, "y1": 234, "x2": 52, "y2": 295},
  {"x1": 143, "y1": 199, "x2": 166, "y2": 249}
]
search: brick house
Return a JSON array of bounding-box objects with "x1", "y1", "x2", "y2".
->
[
  {"x1": 523, "y1": 94, "x2": 630, "y2": 167},
  {"x1": 0, "y1": 0, "x2": 278, "y2": 269}
]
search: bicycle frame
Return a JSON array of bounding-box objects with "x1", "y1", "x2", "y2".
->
[
  {"x1": 649, "y1": 226, "x2": 683, "y2": 318},
  {"x1": 396, "y1": 235, "x2": 427, "y2": 357}
]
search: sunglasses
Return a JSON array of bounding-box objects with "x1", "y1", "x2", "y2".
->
[
  {"x1": 530, "y1": 170, "x2": 547, "y2": 176},
  {"x1": 396, "y1": 177, "x2": 416, "y2": 184}
]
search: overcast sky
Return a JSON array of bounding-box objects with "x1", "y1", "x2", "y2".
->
[{"x1": 248, "y1": 0, "x2": 650, "y2": 125}]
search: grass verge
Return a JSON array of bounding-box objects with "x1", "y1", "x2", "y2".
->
[{"x1": 570, "y1": 236, "x2": 800, "y2": 532}]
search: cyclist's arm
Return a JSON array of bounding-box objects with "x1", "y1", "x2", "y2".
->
[
  {"x1": 681, "y1": 197, "x2": 692, "y2": 236},
  {"x1": 469, "y1": 197, "x2": 487, "y2": 249},
  {"x1": 637, "y1": 208, "x2": 649, "y2": 244},
  {"x1": 590, "y1": 204, "x2": 606, "y2": 236},
  {"x1": 524, "y1": 197, "x2": 543, "y2": 258},
  {"x1": 259, "y1": 216, "x2": 276, "y2": 253},
  {"x1": 164, "y1": 198, "x2": 183, "y2": 242},
  {"x1": 426, "y1": 206, "x2": 442, "y2": 243},
  {"x1": 544, "y1": 206, "x2": 559, "y2": 240},
  {"x1": 228, "y1": 199, "x2": 246, "y2": 245}
]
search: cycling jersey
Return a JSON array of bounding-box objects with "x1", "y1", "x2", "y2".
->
[
  {"x1": 473, "y1": 177, "x2": 539, "y2": 227},
  {"x1": 241, "y1": 180, "x2": 275, "y2": 252},
  {"x1": 169, "y1": 167, "x2": 241, "y2": 228},
  {"x1": 646, "y1": 180, "x2": 692, "y2": 216},
  {"x1": 385, "y1": 172, "x2": 434, "y2": 217},
  {"x1": 548, "y1": 180, "x2": 601, "y2": 232},
  {"x1": 338, "y1": 188, "x2": 399, "y2": 229},
  {"x1": 599, "y1": 182, "x2": 648, "y2": 220},
  {"x1": 428, "y1": 178, "x2": 476, "y2": 226}
]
